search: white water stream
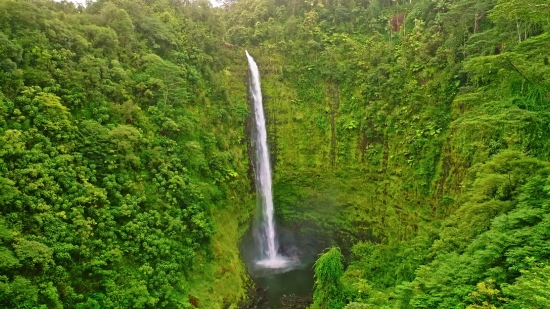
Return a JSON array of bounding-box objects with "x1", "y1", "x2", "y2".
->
[{"x1": 246, "y1": 51, "x2": 290, "y2": 268}]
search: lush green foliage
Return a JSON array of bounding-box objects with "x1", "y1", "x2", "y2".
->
[
  {"x1": 311, "y1": 247, "x2": 345, "y2": 309},
  {"x1": 0, "y1": 0, "x2": 253, "y2": 308},
  {"x1": 2, "y1": 0, "x2": 550, "y2": 307}
]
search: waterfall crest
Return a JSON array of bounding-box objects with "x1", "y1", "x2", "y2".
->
[{"x1": 246, "y1": 51, "x2": 289, "y2": 268}]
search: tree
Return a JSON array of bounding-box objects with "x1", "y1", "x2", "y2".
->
[
  {"x1": 311, "y1": 247, "x2": 346, "y2": 309},
  {"x1": 502, "y1": 263, "x2": 550, "y2": 308}
]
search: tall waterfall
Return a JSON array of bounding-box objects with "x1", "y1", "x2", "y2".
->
[{"x1": 246, "y1": 51, "x2": 288, "y2": 268}]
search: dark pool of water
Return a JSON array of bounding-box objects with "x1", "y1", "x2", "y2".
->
[
  {"x1": 252, "y1": 264, "x2": 315, "y2": 308},
  {"x1": 240, "y1": 225, "x2": 325, "y2": 308}
]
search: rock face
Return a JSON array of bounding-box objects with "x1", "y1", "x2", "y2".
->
[
  {"x1": 240, "y1": 289, "x2": 312, "y2": 309},
  {"x1": 240, "y1": 287, "x2": 269, "y2": 309},
  {"x1": 279, "y1": 294, "x2": 313, "y2": 309}
]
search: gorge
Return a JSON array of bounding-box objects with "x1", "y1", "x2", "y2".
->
[{"x1": 0, "y1": 0, "x2": 549, "y2": 308}]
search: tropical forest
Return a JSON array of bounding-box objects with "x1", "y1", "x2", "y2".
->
[{"x1": 0, "y1": 0, "x2": 549, "y2": 308}]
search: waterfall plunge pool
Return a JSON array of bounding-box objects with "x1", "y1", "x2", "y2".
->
[{"x1": 240, "y1": 225, "x2": 323, "y2": 308}]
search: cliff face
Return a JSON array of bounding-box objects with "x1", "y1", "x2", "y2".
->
[
  {"x1": 228, "y1": 0, "x2": 550, "y2": 306},
  {"x1": 234, "y1": 3, "x2": 550, "y2": 247}
]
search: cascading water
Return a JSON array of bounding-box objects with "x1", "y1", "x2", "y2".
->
[{"x1": 246, "y1": 50, "x2": 289, "y2": 269}]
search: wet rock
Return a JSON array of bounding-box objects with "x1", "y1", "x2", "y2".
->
[
  {"x1": 279, "y1": 294, "x2": 313, "y2": 309},
  {"x1": 240, "y1": 287, "x2": 269, "y2": 309},
  {"x1": 239, "y1": 290, "x2": 313, "y2": 309}
]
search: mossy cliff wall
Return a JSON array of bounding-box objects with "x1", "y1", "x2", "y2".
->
[{"x1": 244, "y1": 26, "x2": 550, "y2": 246}]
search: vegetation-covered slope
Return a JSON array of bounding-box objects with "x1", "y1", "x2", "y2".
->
[{"x1": 0, "y1": 0, "x2": 254, "y2": 308}]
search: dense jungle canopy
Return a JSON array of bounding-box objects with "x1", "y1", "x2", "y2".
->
[{"x1": 0, "y1": 0, "x2": 549, "y2": 308}]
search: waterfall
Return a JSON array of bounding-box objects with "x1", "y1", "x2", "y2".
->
[{"x1": 246, "y1": 51, "x2": 289, "y2": 268}]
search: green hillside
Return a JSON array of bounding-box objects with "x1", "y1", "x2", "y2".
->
[{"x1": 1, "y1": 0, "x2": 549, "y2": 308}]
